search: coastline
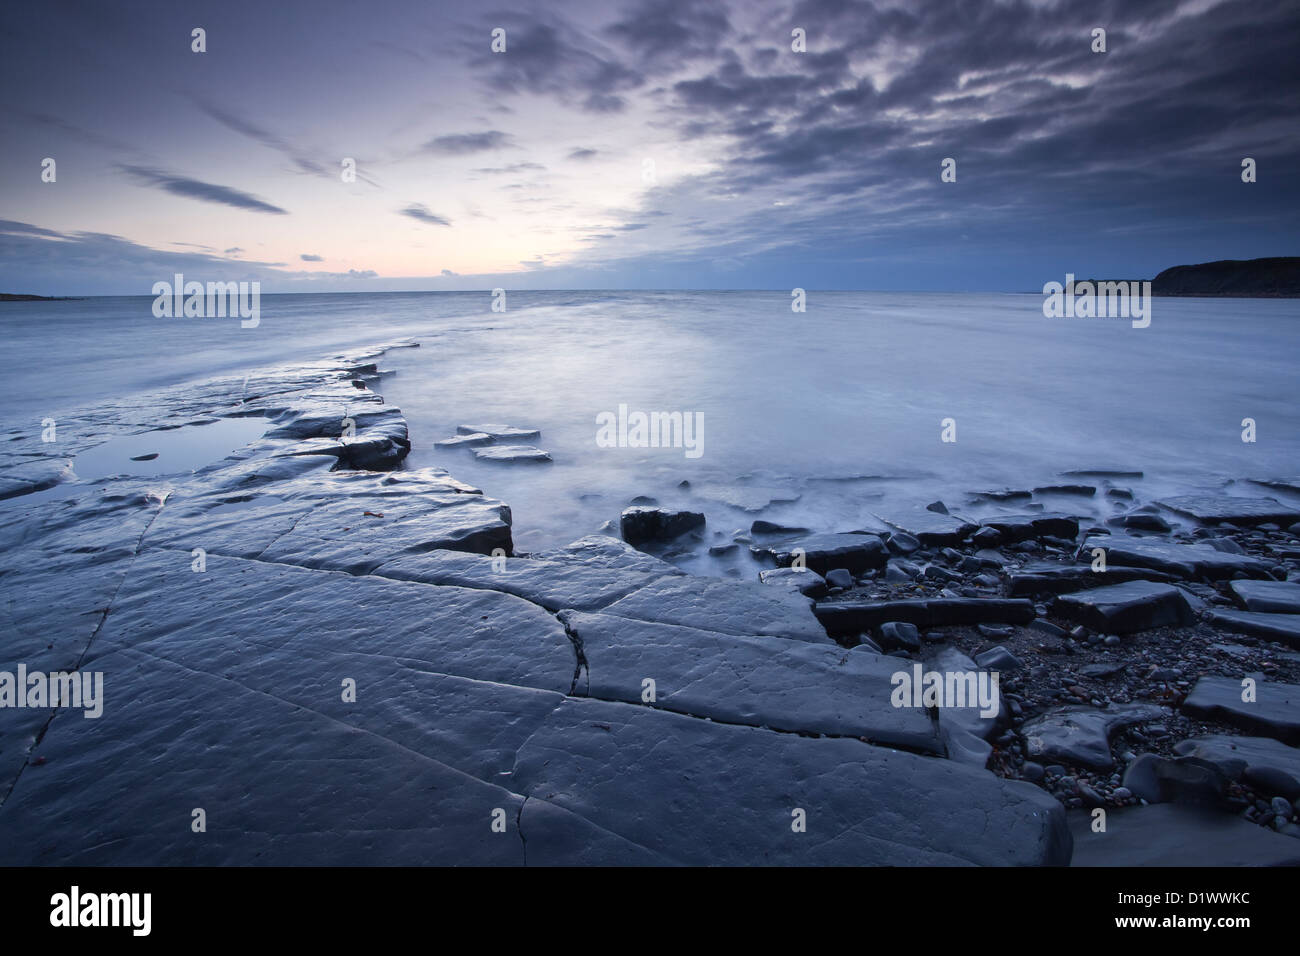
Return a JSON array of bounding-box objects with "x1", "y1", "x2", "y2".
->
[{"x1": 1, "y1": 341, "x2": 1299, "y2": 864}]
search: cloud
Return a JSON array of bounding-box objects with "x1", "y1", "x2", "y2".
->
[
  {"x1": 399, "y1": 203, "x2": 452, "y2": 226},
  {"x1": 300, "y1": 253, "x2": 323, "y2": 261},
  {"x1": 474, "y1": 161, "x2": 546, "y2": 175},
  {"x1": 568, "y1": 147, "x2": 599, "y2": 161},
  {"x1": 471, "y1": 14, "x2": 643, "y2": 113},
  {"x1": 194, "y1": 100, "x2": 328, "y2": 176},
  {"x1": 441, "y1": 268, "x2": 458, "y2": 276},
  {"x1": 420, "y1": 131, "x2": 514, "y2": 154},
  {"x1": 118, "y1": 165, "x2": 288, "y2": 215}
]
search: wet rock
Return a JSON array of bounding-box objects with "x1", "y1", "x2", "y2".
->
[
  {"x1": 825, "y1": 568, "x2": 854, "y2": 589},
  {"x1": 1205, "y1": 609, "x2": 1300, "y2": 648},
  {"x1": 975, "y1": 645, "x2": 1023, "y2": 672},
  {"x1": 1062, "y1": 469, "x2": 1143, "y2": 479},
  {"x1": 750, "y1": 519, "x2": 809, "y2": 535},
  {"x1": 765, "y1": 532, "x2": 889, "y2": 575},
  {"x1": 1229, "y1": 579, "x2": 1300, "y2": 614},
  {"x1": 1085, "y1": 535, "x2": 1274, "y2": 580},
  {"x1": 457, "y1": 423, "x2": 541, "y2": 441},
  {"x1": 1119, "y1": 512, "x2": 1172, "y2": 532},
  {"x1": 1182, "y1": 676, "x2": 1300, "y2": 744},
  {"x1": 1008, "y1": 564, "x2": 1178, "y2": 596},
  {"x1": 885, "y1": 530, "x2": 921, "y2": 554},
  {"x1": 380, "y1": 534, "x2": 679, "y2": 612},
  {"x1": 875, "y1": 508, "x2": 975, "y2": 546},
  {"x1": 1028, "y1": 619, "x2": 1069, "y2": 639},
  {"x1": 1068, "y1": 804, "x2": 1300, "y2": 866},
  {"x1": 472, "y1": 444, "x2": 552, "y2": 463},
  {"x1": 620, "y1": 507, "x2": 705, "y2": 543},
  {"x1": 816, "y1": 598, "x2": 1035, "y2": 637},
  {"x1": 1174, "y1": 735, "x2": 1300, "y2": 799},
  {"x1": 510, "y1": 699, "x2": 1070, "y2": 865},
  {"x1": 1053, "y1": 581, "x2": 1194, "y2": 634},
  {"x1": 1033, "y1": 484, "x2": 1096, "y2": 497},
  {"x1": 1156, "y1": 494, "x2": 1300, "y2": 527},
  {"x1": 758, "y1": 566, "x2": 828, "y2": 599},
  {"x1": 561, "y1": 611, "x2": 939, "y2": 751},
  {"x1": 980, "y1": 513, "x2": 1079, "y2": 542},
  {"x1": 1121, "y1": 753, "x2": 1230, "y2": 806},
  {"x1": 435, "y1": 432, "x2": 492, "y2": 448},
  {"x1": 602, "y1": 574, "x2": 831, "y2": 644},
  {"x1": 877, "y1": 621, "x2": 921, "y2": 652},
  {"x1": 1207, "y1": 536, "x2": 1246, "y2": 554},
  {"x1": 971, "y1": 489, "x2": 1032, "y2": 503},
  {"x1": 1019, "y1": 703, "x2": 1166, "y2": 770}
]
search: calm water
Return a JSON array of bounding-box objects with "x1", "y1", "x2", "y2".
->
[{"x1": 4, "y1": 291, "x2": 1298, "y2": 567}]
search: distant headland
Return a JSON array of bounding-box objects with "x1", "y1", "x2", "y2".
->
[{"x1": 1151, "y1": 257, "x2": 1300, "y2": 297}]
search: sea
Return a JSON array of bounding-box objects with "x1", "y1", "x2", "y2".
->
[{"x1": 4, "y1": 291, "x2": 1298, "y2": 572}]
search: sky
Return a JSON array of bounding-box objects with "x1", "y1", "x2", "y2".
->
[{"x1": 1, "y1": 0, "x2": 1297, "y2": 294}]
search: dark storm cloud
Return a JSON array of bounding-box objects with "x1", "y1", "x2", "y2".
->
[
  {"x1": 605, "y1": 0, "x2": 732, "y2": 66},
  {"x1": 609, "y1": 0, "x2": 1300, "y2": 274},
  {"x1": 420, "y1": 131, "x2": 515, "y2": 154},
  {"x1": 399, "y1": 203, "x2": 453, "y2": 226},
  {"x1": 118, "y1": 165, "x2": 289, "y2": 215},
  {"x1": 470, "y1": 12, "x2": 644, "y2": 113}
]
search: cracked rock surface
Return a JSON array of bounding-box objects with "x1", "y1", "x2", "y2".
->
[{"x1": 0, "y1": 342, "x2": 1070, "y2": 866}]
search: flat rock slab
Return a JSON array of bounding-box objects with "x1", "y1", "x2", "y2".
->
[
  {"x1": 473, "y1": 444, "x2": 551, "y2": 463},
  {"x1": 87, "y1": 549, "x2": 581, "y2": 695},
  {"x1": 561, "y1": 610, "x2": 940, "y2": 752},
  {"x1": 978, "y1": 513, "x2": 1079, "y2": 542},
  {"x1": 1020, "y1": 704, "x2": 1167, "y2": 770},
  {"x1": 758, "y1": 566, "x2": 828, "y2": 598},
  {"x1": 1155, "y1": 494, "x2": 1300, "y2": 526},
  {"x1": 147, "y1": 467, "x2": 505, "y2": 571},
  {"x1": 458, "y1": 424, "x2": 540, "y2": 440},
  {"x1": 1249, "y1": 477, "x2": 1300, "y2": 495},
  {"x1": 763, "y1": 532, "x2": 888, "y2": 574},
  {"x1": 256, "y1": 490, "x2": 512, "y2": 573},
  {"x1": 1230, "y1": 579, "x2": 1300, "y2": 614},
  {"x1": 815, "y1": 598, "x2": 1036, "y2": 637},
  {"x1": 694, "y1": 484, "x2": 800, "y2": 513},
  {"x1": 873, "y1": 509, "x2": 977, "y2": 546},
  {"x1": 435, "y1": 432, "x2": 493, "y2": 447},
  {"x1": 375, "y1": 535, "x2": 680, "y2": 612},
  {"x1": 1053, "y1": 580, "x2": 1194, "y2": 634},
  {"x1": 1009, "y1": 564, "x2": 1178, "y2": 596},
  {"x1": 603, "y1": 575, "x2": 832, "y2": 644},
  {"x1": 0, "y1": 648, "x2": 657, "y2": 865},
  {"x1": 1068, "y1": 804, "x2": 1300, "y2": 866},
  {"x1": 1206, "y1": 609, "x2": 1300, "y2": 648},
  {"x1": 1086, "y1": 535, "x2": 1274, "y2": 580},
  {"x1": 509, "y1": 698, "x2": 1071, "y2": 866},
  {"x1": 1174, "y1": 735, "x2": 1300, "y2": 796},
  {"x1": 1182, "y1": 676, "x2": 1300, "y2": 744}
]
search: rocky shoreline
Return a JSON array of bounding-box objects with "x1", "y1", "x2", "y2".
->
[{"x1": 1, "y1": 340, "x2": 1298, "y2": 865}]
